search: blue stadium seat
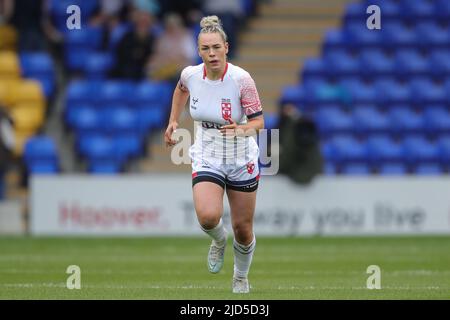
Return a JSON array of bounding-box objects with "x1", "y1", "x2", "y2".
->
[
  {"x1": 342, "y1": 79, "x2": 377, "y2": 104},
  {"x1": 359, "y1": 49, "x2": 395, "y2": 77},
  {"x1": 315, "y1": 108, "x2": 353, "y2": 136},
  {"x1": 78, "y1": 134, "x2": 118, "y2": 161},
  {"x1": 352, "y1": 107, "x2": 390, "y2": 134},
  {"x1": 389, "y1": 107, "x2": 424, "y2": 135},
  {"x1": 327, "y1": 135, "x2": 368, "y2": 164},
  {"x1": 381, "y1": 22, "x2": 417, "y2": 48},
  {"x1": 375, "y1": 79, "x2": 411, "y2": 105},
  {"x1": 395, "y1": 50, "x2": 430, "y2": 77},
  {"x1": 402, "y1": 136, "x2": 439, "y2": 165},
  {"x1": 20, "y1": 52, "x2": 56, "y2": 97},
  {"x1": 66, "y1": 80, "x2": 100, "y2": 105},
  {"x1": 137, "y1": 106, "x2": 165, "y2": 133},
  {"x1": 423, "y1": 107, "x2": 450, "y2": 134},
  {"x1": 114, "y1": 133, "x2": 144, "y2": 159},
  {"x1": 324, "y1": 50, "x2": 359, "y2": 76},
  {"x1": 68, "y1": 106, "x2": 101, "y2": 134},
  {"x1": 343, "y1": 2, "x2": 366, "y2": 22},
  {"x1": 430, "y1": 49, "x2": 450, "y2": 77},
  {"x1": 437, "y1": 136, "x2": 450, "y2": 166},
  {"x1": 415, "y1": 22, "x2": 450, "y2": 48},
  {"x1": 341, "y1": 163, "x2": 371, "y2": 175},
  {"x1": 280, "y1": 85, "x2": 306, "y2": 106},
  {"x1": 324, "y1": 162, "x2": 337, "y2": 175},
  {"x1": 414, "y1": 163, "x2": 443, "y2": 175},
  {"x1": 400, "y1": 0, "x2": 436, "y2": 20},
  {"x1": 97, "y1": 81, "x2": 134, "y2": 106},
  {"x1": 345, "y1": 23, "x2": 382, "y2": 47},
  {"x1": 302, "y1": 58, "x2": 327, "y2": 77},
  {"x1": 378, "y1": 163, "x2": 407, "y2": 175},
  {"x1": 23, "y1": 136, "x2": 59, "y2": 174},
  {"x1": 102, "y1": 106, "x2": 139, "y2": 134},
  {"x1": 410, "y1": 78, "x2": 446, "y2": 105},
  {"x1": 83, "y1": 52, "x2": 114, "y2": 79},
  {"x1": 367, "y1": 136, "x2": 403, "y2": 165},
  {"x1": 435, "y1": 0, "x2": 450, "y2": 20}
]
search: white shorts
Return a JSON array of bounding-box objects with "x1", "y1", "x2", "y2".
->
[{"x1": 190, "y1": 138, "x2": 260, "y2": 192}]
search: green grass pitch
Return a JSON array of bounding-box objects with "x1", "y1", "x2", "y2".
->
[{"x1": 0, "y1": 236, "x2": 449, "y2": 299}]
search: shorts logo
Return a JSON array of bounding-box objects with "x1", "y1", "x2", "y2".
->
[
  {"x1": 246, "y1": 161, "x2": 255, "y2": 174},
  {"x1": 221, "y1": 99, "x2": 231, "y2": 122}
]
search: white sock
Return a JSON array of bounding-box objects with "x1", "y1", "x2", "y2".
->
[
  {"x1": 233, "y1": 235, "x2": 256, "y2": 279},
  {"x1": 201, "y1": 219, "x2": 227, "y2": 247}
]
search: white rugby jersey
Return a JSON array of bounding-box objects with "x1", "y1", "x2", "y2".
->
[{"x1": 178, "y1": 62, "x2": 263, "y2": 163}]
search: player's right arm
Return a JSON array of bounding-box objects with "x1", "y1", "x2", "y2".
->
[{"x1": 164, "y1": 80, "x2": 190, "y2": 147}]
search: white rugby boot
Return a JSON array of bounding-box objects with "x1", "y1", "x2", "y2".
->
[
  {"x1": 207, "y1": 230, "x2": 228, "y2": 273},
  {"x1": 232, "y1": 276, "x2": 250, "y2": 293}
]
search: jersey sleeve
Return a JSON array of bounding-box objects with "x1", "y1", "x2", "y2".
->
[
  {"x1": 177, "y1": 67, "x2": 190, "y2": 92},
  {"x1": 238, "y1": 74, "x2": 263, "y2": 119}
]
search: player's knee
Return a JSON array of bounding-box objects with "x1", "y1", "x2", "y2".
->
[
  {"x1": 197, "y1": 211, "x2": 221, "y2": 230},
  {"x1": 232, "y1": 223, "x2": 253, "y2": 244}
]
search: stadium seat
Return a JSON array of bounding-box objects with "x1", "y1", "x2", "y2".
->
[
  {"x1": 410, "y1": 78, "x2": 446, "y2": 105},
  {"x1": 414, "y1": 163, "x2": 443, "y2": 175},
  {"x1": 315, "y1": 108, "x2": 353, "y2": 136},
  {"x1": 389, "y1": 107, "x2": 424, "y2": 135},
  {"x1": 423, "y1": 107, "x2": 450, "y2": 134},
  {"x1": 97, "y1": 81, "x2": 134, "y2": 106},
  {"x1": 322, "y1": 29, "x2": 347, "y2": 50},
  {"x1": 395, "y1": 50, "x2": 430, "y2": 77},
  {"x1": 341, "y1": 79, "x2": 376, "y2": 104},
  {"x1": 402, "y1": 136, "x2": 439, "y2": 165},
  {"x1": 280, "y1": 85, "x2": 306, "y2": 106},
  {"x1": 437, "y1": 136, "x2": 450, "y2": 166},
  {"x1": 83, "y1": 52, "x2": 115, "y2": 79},
  {"x1": 23, "y1": 135, "x2": 59, "y2": 174},
  {"x1": 341, "y1": 163, "x2": 371, "y2": 175},
  {"x1": 359, "y1": 49, "x2": 395, "y2": 77},
  {"x1": 430, "y1": 49, "x2": 450, "y2": 78},
  {"x1": 367, "y1": 136, "x2": 403, "y2": 165},
  {"x1": 352, "y1": 107, "x2": 390, "y2": 135},
  {"x1": 66, "y1": 80, "x2": 100, "y2": 106},
  {"x1": 327, "y1": 135, "x2": 368, "y2": 164},
  {"x1": 324, "y1": 50, "x2": 359, "y2": 76},
  {"x1": 415, "y1": 22, "x2": 450, "y2": 48},
  {"x1": 102, "y1": 106, "x2": 139, "y2": 133},
  {"x1": 0, "y1": 51, "x2": 20, "y2": 79},
  {"x1": 114, "y1": 133, "x2": 144, "y2": 159},
  {"x1": 375, "y1": 79, "x2": 411, "y2": 105},
  {"x1": 381, "y1": 22, "x2": 417, "y2": 48},
  {"x1": 400, "y1": 0, "x2": 436, "y2": 20},
  {"x1": 10, "y1": 80, "x2": 45, "y2": 108},
  {"x1": 345, "y1": 22, "x2": 382, "y2": 48},
  {"x1": 137, "y1": 106, "x2": 165, "y2": 133},
  {"x1": 378, "y1": 163, "x2": 407, "y2": 175},
  {"x1": 68, "y1": 106, "x2": 101, "y2": 134},
  {"x1": 19, "y1": 52, "x2": 56, "y2": 97}
]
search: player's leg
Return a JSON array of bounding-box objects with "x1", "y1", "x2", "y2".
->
[
  {"x1": 193, "y1": 175, "x2": 228, "y2": 273},
  {"x1": 226, "y1": 186, "x2": 257, "y2": 293}
]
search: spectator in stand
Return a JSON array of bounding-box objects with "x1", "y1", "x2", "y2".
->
[
  {"x1": 157, "y1": 0, "x2": 203, "y2": 28},
  {"x1": 0, "y1": 106, "x2": 15, "y2": 200},
  {"x1": 3, "y1": 0, "x2": 62, "y2": 51},
  {"x1": 147, "y1": 13, "x2": 197, "y2": 82},
  {"x1": 110, "y1": 8, "x2": 156, "y2": 80},
  {"x1": 202, "y1": 0, "x2": 244, "y2": 60}
]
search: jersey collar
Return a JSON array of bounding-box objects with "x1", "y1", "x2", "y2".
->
[{"x1": 203, "y1": 62, "x2": 228, "y2": 82}]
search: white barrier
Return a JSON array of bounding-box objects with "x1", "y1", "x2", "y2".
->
[
  {"x1": 30, "y1": 174, "x2": 450, "y2": 236},
  {"x1": 0, "y1": 201, "x2": 24, "y2": 235}
]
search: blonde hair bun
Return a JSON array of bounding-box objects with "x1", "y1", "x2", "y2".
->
[{"x1": 200, "y1": 15, "x2": 222, "y2": 29}]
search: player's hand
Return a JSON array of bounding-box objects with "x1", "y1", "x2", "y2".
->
[
  {"x1": 164, "y1": 121, "x2": 178, "y2": 147},
  {"x1": 220, "y1": 119, "x2": 239, "y2": 136}
]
